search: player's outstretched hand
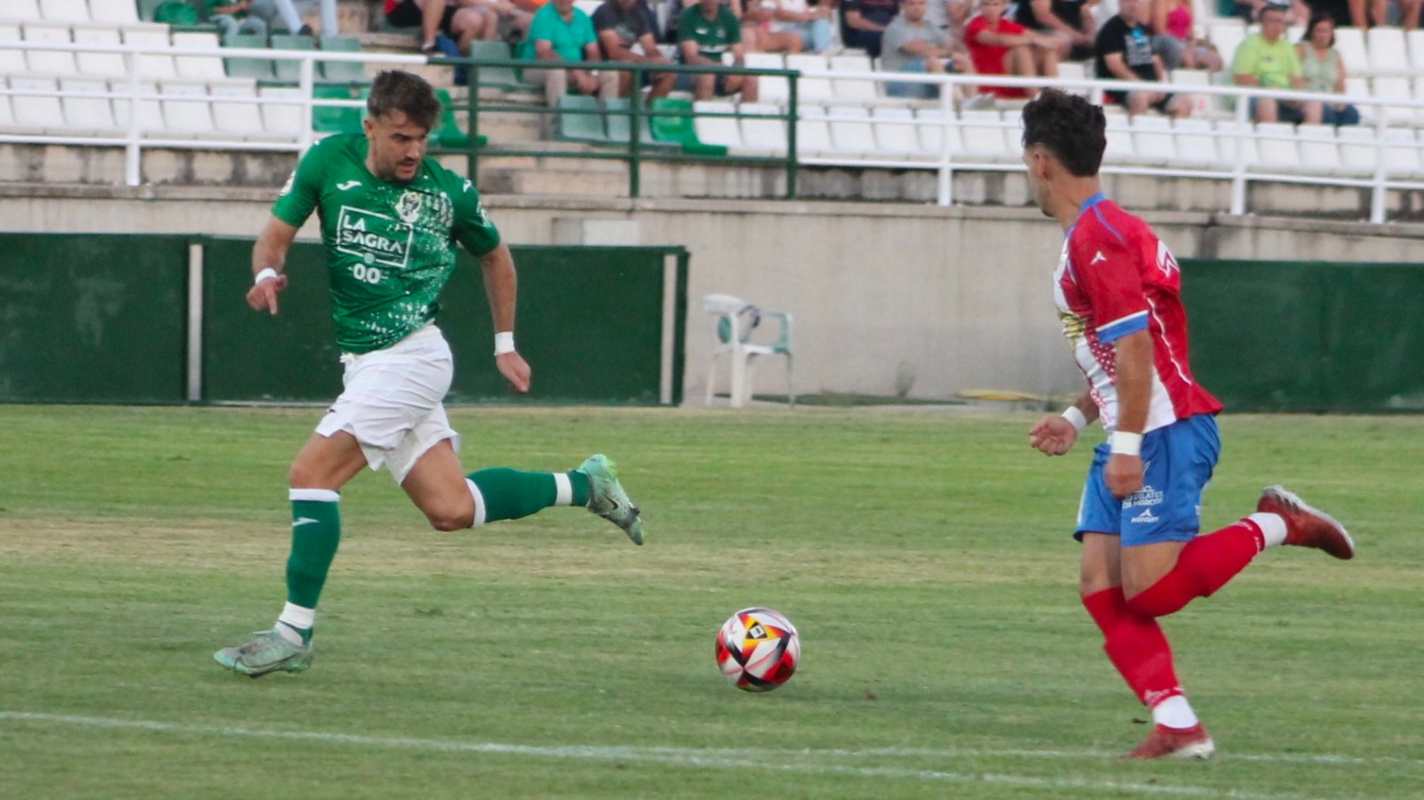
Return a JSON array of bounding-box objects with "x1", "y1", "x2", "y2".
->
[
  {"x1": 496, "y1": 351, "x2": 531, "y2": 393},
  {"x1": 1105, "y1": 453, "x2": 1144, "y2": 498},
  {"x1": 246, "y1": 273, "x2": 288, "y2": 315},
  {"x1": 1029, "y1": 414, "x2": 1078, "y2": 456}
]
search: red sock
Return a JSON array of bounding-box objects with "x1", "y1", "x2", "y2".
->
[
  {"x1": 1125, "y1": 520, "x2": 1266, "y2": 619},
  {"x1": 1082, "y1": 587, "x2": 1182, "y2": 707}
]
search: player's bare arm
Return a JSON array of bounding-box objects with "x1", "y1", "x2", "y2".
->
[
  {"x1": 480, "y1": 242, "x2": 532, "y2": 393},
  {"x1": 1030, "y1": 389, "x2": 1097, "y2": 456},
  {"x1": 246, "y1": 216, "x2": 298, "y2": 315},
  {"x1": 1105, "y1": 328, "x2": 1152, "y2": 497}
]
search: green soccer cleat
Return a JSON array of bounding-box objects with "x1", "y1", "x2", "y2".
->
[
  {"x1": 213, "y1": 627, "x2": 314, "y2": 677},
  {"x1": 580, "y1": 454, "x2": 645, "y2": 545}
]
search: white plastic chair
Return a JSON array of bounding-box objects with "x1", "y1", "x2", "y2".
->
[
  {"x1": 40, "y1": 0, "x2": 88, "y2": 23},
  {"x1": 745, "y1": 53, "x2": 788, "y2": 104},
  {"x1": 794, "y1": 105, "x2": 832, "y2": 155},
  {"x1": 738, "y1": 101, "x2": 786, "y2": 154},
  {"x1": 23, "y1": 22, "x2": 76, "y2": 75},
  {"x1": 915, "y1": 107, "x2": 962, "y2": 159},
  {"x1": 1367, "y1": 27, "x2": 1408, "y2": 75},
  {"x1": 703, "y1": 293, "x2": 794, "y2": 408},
  {"x1": 74, "y1": 25, "x2": 125, "y2": 78},
  {"x1": 827, "y1": 104, "x2": 873, "y2": 155},
  {"x1": 872, "y1": 106, "x2": 919, "y2": 156},
  {"x1": 830, "y1": 54, "x2": 877, "y2": 101},
  {"x1": 0, "y1": 24, "x2": 25, "y2": 75},
  {"x1": 786, "y1": 53, "x2": 833, "y2": 103},
  {"x1": 694, "y1": 100, "x2": 742, "y2": 150},
  {"x1": 1408, "y1": 29, "x2": 1424, "y2": 72},
  {"x1": 1334, "y1": 26, "x2": 1369, "y2": 76},
  {"x1": 1172, "y1": 117, "x2": 1217, "y2": 165},
  {"x1": 1335, "y1": 125, "x2": 1377, "y2": 176},
  {"x1": 1131, "y1": 115, "x2": 1175, "y2": 165}
]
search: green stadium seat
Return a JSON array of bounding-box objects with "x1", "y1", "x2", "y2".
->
[
  {"x1": 138, "y1": 0, "x2": 165, "y2": 22},
  {"x1": 555, "y1": 94, "x2": 607, "y2": 144},
  {"x1": 650, "y1": 97, "x2": 726, "y2": 156},
  {"x1": 270, "y1": 34, "x2": 316, "y2": 83},
  {"x1": 467, "y1": 41, "x2": 533, "y2": 91},
  {"x1": 313, "y1": 84, "x2": 362, "y2": 134},
  {"x1": 604, "y1": 98, "x2": 668, "y2": 148},
  {"x1": 222, "y1": 33, "x2": 274, "y2": 81},
  {"x1": 431, "y1": 88, "x2": 486, "y2": 149},
  {"x1": 318, "y1": 36, "x2": 367, "y2": 84}
]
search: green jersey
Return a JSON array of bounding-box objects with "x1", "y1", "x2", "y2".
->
[
  {"x1": 271, "y1": 133, "x2": 501, "y2": 354},
  {"x1": 677, "y1": 5, "x2": 740, "y2": 61}
]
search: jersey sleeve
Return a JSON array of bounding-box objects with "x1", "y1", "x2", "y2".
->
[
  {"x1": 1072, "y1": 224, "x2": 1149, "y2": 344},
  {"x1": 271, "y1": 144, "x2": 326, "y2": 227},
  {"x1": 452, "y1": 178, "x2": 501, "y2": 257}
]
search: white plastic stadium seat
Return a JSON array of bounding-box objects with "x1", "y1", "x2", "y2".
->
[
  {"x1": 1056, "y1": 61, "x2": 1089, "y2": 97},
  {"x1": 1336, "y1": 126, "x2": 1378, "y2": 176},
  {"x1": 872, "y1": 106, "x2": 920, "y2": 157},
  {"x1": 915, "y1": 108, "x2": 963, "y2": 159},
  {"x1": 1382, "y1": 127, "x2": 1423, "y2": 178},
  {"x1": 10, "y1": 76, "x2": 63, "y2": 129},
  {"x1": 1170, "y1": 68, "x2": 1213, "y2": 117},
  {"x1": 1102, "y1": 111, "x2": 1136, "y2": 165},
  {"x1": 0, "y1": 79, "x2": 14, "y2": 130},
  {"x1": 1131, "y1": 115, "x2": 1175, "y2": 165},
  {"x1": 1294, "y1": 124, "x2": 1341, "y2": 174},
  {"x1": 744, "y1": 53, "x2": 788, "y2": 104},
  {"x1": 60, "y1": 76, "x2": 119, "y2": 132},
  {"x1": 23, "y1": 22, "x2": 77, "y2": 75},
  {"x1": 1334, "y1": 26, "x2": 1368, "y2": 75},
  {"x1": 786, "y1": 53, "x2": 834, "y2": 103},
  {"x1": 91, "y1": 0, "x2": 142, "y2": 25},
  {"x1": 1367, "y1": 27, "x2": 1409, "y2": 75},
  {"x1": 1208, "y1": 21, "x2": 1245, "y2": 71},
  {"x1": 1344, "y1": 76, "x2": 1373, "y2": 122},
  {"x1": 1171, "y1": 117, "x2": 1217, "y2": 166},
  {"x1": 172, "y1": 32, "x2": 227, "y2": 80},
  {"x1": 1215, "y1": 120, "x2": 1260, "y2": 167},
  {"x1": 211, "y1": 81, "x2": 266, "y2": 137},
  {"x1": 6, "y1": 0, "x2": 43, "y2": 21},
  {"x1": 123, "y1": 26, "x2": 175, "y2": 80},
  {"x1": 1408, "y1": 30, "x2": 1424, "y2": 71},
  {"x1": 259, "y1": 85, "x2": 304, "y2": 136},
  {"x1": 111, "y1": 79, "x2": 163, "y2": 133},
  {"x1": 703, "y1": 293, "x2": 793, "y2": 408},
  {"x1": 40, "y1": 0, "x2": 90, "y2": 23},
  {"x1": 1252, "y1": 122, "x2": 1300, "y2": 172},
  {"x1": 1371, "y1": 76, "x2": 1413, "y2": 123},
  {"x1": 737, "y1": 101, "x2": 786, "y2": 154},
  {"x1": 160, "y1": 80, "x2": 215, "y2": 134},
  {"x1": 74, "y1": 25, "x2": 126, "y2": 78},
  {"x1": 0, "y1": 24, "x2": 25, "y2": 74},
  {"x1": 826, "y1": 104, "x2": 872, "y2": 155},
  {"x1": 959, "y1": 109, "x2": 1010, "y2": 161},
  {"x1": 830, "y1": 54, "x2": 877, "y2": 102},
  {"x1": 794, "y1": 105, "x2": 831, "y2": 155},
  {"x1": 693, "y1": 100, "x2": 742, "y2": 150},
  {"x1": 1414, "y1": 77, "x2": 1424, "y2": 124}
]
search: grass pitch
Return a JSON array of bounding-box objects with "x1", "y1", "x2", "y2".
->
[{"x1": 0, "y1": 405, "x2": 1420, "y2": 799}]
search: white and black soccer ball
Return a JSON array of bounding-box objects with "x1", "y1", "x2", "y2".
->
[{"x1": 715, "y1": 607, "x2": 800, "y2": 692}]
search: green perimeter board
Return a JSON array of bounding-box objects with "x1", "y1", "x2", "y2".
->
[
  {"x1": 202, "y1": 239, "x2": 682, "y2": 404},
  {"x1": 0, "y1": 233, "x2": 188, "y2": 403},
  {"x1": 1181, "y1": 259, "x2": 1424, "y2": 412}
]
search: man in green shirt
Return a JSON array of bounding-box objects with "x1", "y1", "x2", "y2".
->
[
  {"x1": 213, "y1": 71, "x2": 645, "y2": 678},
  {"x1": 1231, "y1": 2, "x2": 1322, "y2": 124},
  {"x1": 520, "y1": 0, "x2": 606, "y2": 97},
  {"x1": 677, "y1": 0, "x2": 760, "y2": 101}
]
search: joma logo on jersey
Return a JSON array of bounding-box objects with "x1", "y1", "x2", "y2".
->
[{"x1": 335, "y1": 205, "x2": 412, "y2": 269}]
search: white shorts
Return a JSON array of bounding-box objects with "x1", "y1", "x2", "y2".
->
[{"x1": 315, "y1": 324, "x2": 460, "y2": 485}]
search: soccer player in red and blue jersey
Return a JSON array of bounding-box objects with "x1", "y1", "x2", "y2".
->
[{"x1": 1019, "y1": 90, "x2": 1356, "y2": 759}]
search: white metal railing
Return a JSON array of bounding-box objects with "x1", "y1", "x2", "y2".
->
[{"x1": 2, "y1": 37, "x2": 1423, "y2": 222}]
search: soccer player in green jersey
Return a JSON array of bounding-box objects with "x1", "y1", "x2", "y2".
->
[{"x1": 214, "y1": 70, "x2": 645, "y2": 678}]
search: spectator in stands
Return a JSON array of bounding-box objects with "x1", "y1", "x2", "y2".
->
[
  {"x1": 1297, "y1": 15, "x2": 1360, "y2": 124},
  {"x1": 880, "y1": 0, "x2": 974, "y2": 98},
  {"x1": 246, "y1": 0, "x2": 339, "y2": 35},
  {"x1": 1096, "y1": 0, "x2": 1191, "y2": 115},
  {"x1": 203, "y1": 0, "x2": 269, "y2": 37},
  {"x1": 762, "y1": 0, "x2": 835, "y2": 53},
  {"x1": 1149, "y1": 0, "x2": 1222, "y2": 71},
  {"x1": 1012, "y1": 0, "x2": 1096, "y2": 62},
  {"x1": 594, "y1": 0, "x2": 678, "y2": 98},
  {"x1": 964, "y1": 0, "x2": 1060, "y2": 99},
  {"x1": 520, "y1": 0, "x2": 608, "y2": 99},
  {"x1": 677, "y1": 0, "x2": 760, "y2": 100},
  {"x1": 742, "y1": 0, "x2": 810, "y2": 52},
  {"x1": 843, "y1": 0, "x2": 901, "y2": 57},
  {"x1": 1233, "y1": 0, "x2": 1307, "y2": 23},
  {"x1": 465, "y1": 0, "x2": 539, "y2": 43},
  {"x1": 1232, "y1": 2, "x2": 1323, "y2": 123},
  {"x1": 385, "y1": 0, "x2": 492, "y2": 54}
]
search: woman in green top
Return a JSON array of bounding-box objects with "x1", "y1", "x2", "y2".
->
[{"x1": 1296, "y1": 15, "x2": 1359, "y2": 126}]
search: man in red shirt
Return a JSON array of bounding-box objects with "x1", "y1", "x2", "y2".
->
[
  {"x1": 964, "y1": 0, "x2": 1059, "y2": 98},
  {"x1": 1020, "y1": 89, "x2": 1356, "y2": 759}
]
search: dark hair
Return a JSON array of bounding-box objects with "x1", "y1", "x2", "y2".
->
[
  {"x1": 1302, "y1": 13, "x2": 1334, "y2": 46},
  {"x1": 1021, "y1": 89, "x2": 1106, "y2": 177},
  {"x1": 366, "y1": 70, "x2": 440, "y2": 130}
]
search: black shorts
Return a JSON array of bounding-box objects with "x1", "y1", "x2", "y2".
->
[
  {"x1": 386, "y1": 0, "x2": 458, "y2": 35},
  {"x1": 1105, "y1": 89, "x2": 1174, "y2": 114}
]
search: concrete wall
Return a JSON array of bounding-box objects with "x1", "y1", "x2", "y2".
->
[{"x1": 4, "y1": 183, "x2": 1422, "y2": 403}]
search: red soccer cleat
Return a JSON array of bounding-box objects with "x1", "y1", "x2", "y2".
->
[
  {"x1": 1126, "y1": 723, "x2": 1216, "y2": 760},
  {"x1": 1257, "y1": 485, "x2": 1356, "y2": 560}
]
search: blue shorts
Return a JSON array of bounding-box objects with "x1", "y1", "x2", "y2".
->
[{"x1": 1074, "y1": 414, "x2": 1220, "y2": 547}]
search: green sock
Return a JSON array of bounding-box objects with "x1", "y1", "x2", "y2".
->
[
  {"x1": 466, "y1": 468, "x2": 590, "y2": 524},
  {"x1": 280, "y1": 489, "x2": 341, "y2": 641}
]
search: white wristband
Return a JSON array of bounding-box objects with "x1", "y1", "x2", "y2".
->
[
  {"x1": 1060, "y1": 406, "x2": 1088, "y2": 432},
  {"x1": 1110, "y1": 431, "x2": 1143, "y2": 457},
  {"x1": 254, "y1": 267, "x2": 280, "y2": 285},
  {"x1": 493, "y1": 331, "x2": 515, "y2": 355}
]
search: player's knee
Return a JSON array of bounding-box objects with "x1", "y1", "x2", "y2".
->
[
  {"x1": 426, "y1": 506, "x2": 474, "y2": 532},
  {"x1": 289, "y1": 462, "x2": 320, "y2": 489}
]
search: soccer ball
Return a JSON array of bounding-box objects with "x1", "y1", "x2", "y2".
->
[{"x1": 715, "y1": 607, "x2": 800, "y2": 692}]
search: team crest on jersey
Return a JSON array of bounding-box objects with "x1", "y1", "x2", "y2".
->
[{"x1": 397, "y1": 191, "x2": 423, "y2": 224}]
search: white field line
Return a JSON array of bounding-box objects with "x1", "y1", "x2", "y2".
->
[{"x1": 0, "y1": 711, "x2": 1377, "y2": 800}]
